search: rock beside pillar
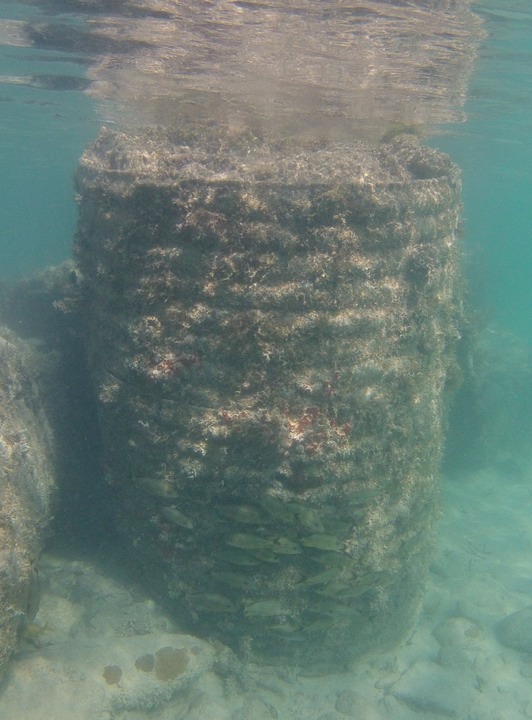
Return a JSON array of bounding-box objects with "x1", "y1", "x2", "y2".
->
[{"x1": 0, "y1": 327, "x2": 56, "y2": 673}]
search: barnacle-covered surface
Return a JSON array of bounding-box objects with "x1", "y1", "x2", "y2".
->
[
  {"x1": 0, "y1": 326, "x2": 56, "y2": 673},
  {"x1": 17, "y1": 0, "x2": 483, "y2": 140},
  {"x1": 75, "y1": 126, "x2": 463, "y2": 667}
]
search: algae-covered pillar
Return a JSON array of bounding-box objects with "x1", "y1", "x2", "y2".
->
[{"x1": 75, "y1": 127, "x2": 462, "y2": 668}]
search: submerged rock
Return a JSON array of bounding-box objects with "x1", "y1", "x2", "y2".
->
[
  {"x1": 390, "y1": 659, "x2": 477, "y2": 718},
  {"x1": 496, "y1": 606, "x2": 532, "y2": 654},
  {"x1": 0, "y1": 327, "x2": 56, "y2": 674}
]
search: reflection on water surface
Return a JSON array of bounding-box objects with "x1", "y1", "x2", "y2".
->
[{"x1": 2, "y1": 1, "x2": 483, "y2": 139}]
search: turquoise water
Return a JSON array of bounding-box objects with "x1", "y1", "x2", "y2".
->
[
  {"x1": 1, "y1": 1, "x2": 530, "y2": 340},
  {"x1": 0, "y1": 2, "x2": 531, "y2": 717},
  {"x1": 0, "y1": 2, "x2": 97, "y2": 277},
  {"x1": 432, "y1": 1, "x2": 532, "y2": 343}
]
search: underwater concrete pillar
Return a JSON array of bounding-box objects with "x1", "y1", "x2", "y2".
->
[{"x1": 75, "y1": 127, "x2": 462, "y2": 668}]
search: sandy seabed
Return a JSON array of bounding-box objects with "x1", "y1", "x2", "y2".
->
[{"x1": 1, "y1": 457, "x2": 531, "y2": 720}]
